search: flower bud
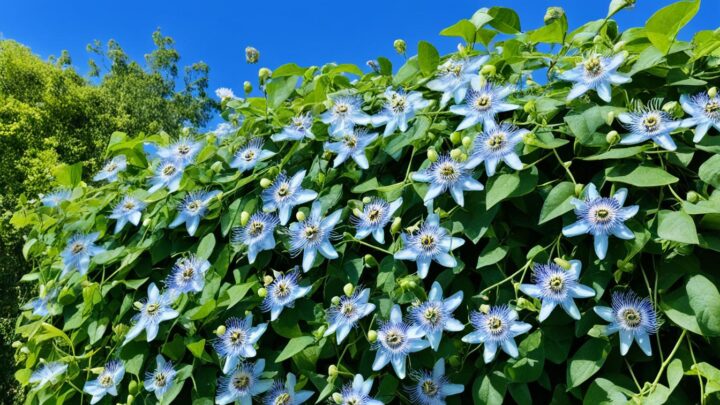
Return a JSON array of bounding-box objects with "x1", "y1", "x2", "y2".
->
[
  {"x1": 606, "y1": 130, "x2": 620, "y2": 145},
  {"x1": 142, "y1": 218, "x2": 151, "y2": 227},
  {"x1": 331, "y1": 296, "x2": 341, "y2": 305},
  {"x1": 479, "y1": 304, "x2": 491, "y2": 314},
  {"x1": 11, "y1": 341, "x2": 22, "y2": 348},
  {"x1": 480, "y1": 65, "x2": 496, "y2": 76},
  {"x1": 127, "y1": 394, "x2": 135, "y2": 405},
  {"x1": 364, "y1": 254, "x2": 378, "y2": 268},
  {"x1": 245, "y1": 46, "x2": 259, "y2": 64},
  {"x1": 133, "y1": 301, "x2": 143, "y2": 310},
  {"x1": 243, "y1": 81, "x2": 253, "y2": 94},
  {"x1": 426, "y1": 149, "x2": 439, "y2": 162},
  {"x1": 211, "y1": 161, "x2": 223, "y2": 173},
  {"x1": 215, "y1": 325, "x2": 227, "y2": 336},
  {"x1": 367, "y1": 330, "x2": 378, "y2": 342},
  {"x1": 563, "y1": 161, "x2": 572, "y2": 169},
  {"x1": 606, "y1": 111, "x2": 615, "y2": 125},
  {"x1": 328, "y1": 365, "x2": 338, "y2": 377},
  {"x1": 526, "y1": 78, "x2": 537, "y2": 87},
  {"x1": 257, "y1": 287, "x2": 267, "y2": 298},
  {"x1": 240, "y1": 211, "x2": 250, "y2": 226},
  {"x1": 391, "y1": 217, "x2": 402, "y2": 234},
  {"x1": 623, "y1": 262, "x2": 635, "y2": 272},
  {"x1": 128, "y1": 380, "x2": 139, "y2": 395},
  {"x1": 462, "y1": 136, "x2": 472, "y2": 148},
  {"x1": 343, "y1": 283, "x2": 355, "y2": 297},
  {"x1": 393, "y1": 39, "x2": 406, "y2": 55},
  {"x1": 258, "y1": 67, "x2": 272, "y2": 81},
  {"x1": 523, "y1": 100, "x2": 536, "y2": 114},
  {"x1": 686, "y1": 191, "x2": 700, "y2": 203},
  {"x1": 90, "y1": 367, "x2": 105, "y2": 374},
  {"x1": 709, "y1": 87, "x2": 718, "y2": 98},
  {"x1": 662, "y1": 101, "x2": 678, "y2": 113},
  {"x1": 332, "y1": 393, "x2": 344, "y2": 404},
  {"x1": 448, "y1": 355, "x2": 461, "y2": 367},
  {"x1": 593, "y1": 35, "x2": 602, "y2": 44},
  {"x1": 352, "y1": 208, "x2": 363, "y2": 218},
  {"x1": 522, "y1": 131, "x2": 537, "y2": 145},
  {"x1": 362, "y1": 196, "x2": 372, "y2": 204},
  {"x1": 460, "y1": 153, "x2": 468, "y2": 161},
  {"x1": 295, "y1": 211, "x2": 306, "y2": 222},
  {"x1": 263, "y1": 275, "x2": 274, "y2": 286},
  {"x1": 260, "y1": 178, "x2": 273, "y2": 188},
  {"x1": 450, "y1": 148, "x2": 463, "y2": 161},
  {"x1": 574, "y1": 183, "x2": 584, "y2": 197},
  {"x1": 613, "y1": 41, "x2": 626, "y2": 53},
  {"x1": 20, "y1": 346, "x2": 30, "y2": 354},
  {"x1": 544, "y1": 7, "x2": 565, "y2": 25},
  {"x1": 457, "y1": 43, "x2": 466, "y2": 55},
  {"x1": 553, "y1": 257, "x2": 572, "y2": 269},
  {"x1": 450, "y1": 132, "x2": 461, "y2": 144}
]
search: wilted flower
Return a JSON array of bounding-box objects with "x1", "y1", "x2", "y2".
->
[
  {"x1": 406, "y1": 359, "x2": 464, "y2": 405},
  {"x1": 41, "y1": 189, "x2": 72, "y2": 207},
  {"x1": 324, "y1": 288, "x2": 376, "y2": 344},
  {"x1": 216, "y1": 87, "x2": 237, "y2": 101},
  {"x1": 289, "y1": 201, "x2": 342, "y2": 272},
  {"x1": 594, "y1": 291, "x2": 659, "y2": 356},
  {"x1": 166, "y1": 255, "x2": 210, "y2": 296},
  {"x1": 93, "y1": 155, "x2": 127, "y2": 183},
  {"x1": 271, "y1": 113, "x2": 315, "y2": 142},
  {"x1": 261, "y1": 270, "x2": 311, "y2": 321},
  {"x1": 216, "y1": 359, "x2": 273, "y2": 405},
  {"x1": 558, "y1": 53, "x2": 630, "y2": 102},
  {"x1": 261, "y1": 170, "x2": 318, "y2": 225},
  {"x1": 394, "y1": 214, "x2": 464, "y2": 279},
  {"x1": 320, "y1": 95, "x2": 371, "y2": 136},
  {"x1": 461, "y1": 305, "x2": 532, "y2": 363},
  {"x1": 411, "y1": 155, "x2": 484, "y2": 207},
  {"x1": 324, "y1": 128, "x2": 378, "y2": 170},
  {"x1": 335, "y1": 374, "x2": 383, "y2": 405},
  {"x1": 519, "y1": 260, "x2": 596, "y2": 321},
  {"x1": 144, "y1": 355, "x2": 177, "y2": 400},
  {"x1": 410, "y1": 281, "x2": 464, "y2": 351},
  {"x1": 214, "y1": 314, "x2": 268, "y2": 374},
  {"x1": 29, "y1": 362, "x2": 67, "y2": 391},
  {"x1": 263, "y1": 373, "x2": 314, "y2": 405},
  {"x1": 618, "y1": 100, "x2": 682, "y2": 151},
  {"x1": 680, "y1": 92, "x2": 720, "y2": 142},
  {"x1": 61, "y1": 232, "x2": 105, "y2": 277},
  {"x1": 246, "y1": 46, "x2": 259, "y2": 64},
  {"x1": 109, "y1": 196, "x2": 146, "y2": 234},
  {"x1": 372, "y1": 88, "x2": 431, "y2": 137},
  {"x1": 465, "y1": 121, "x2": 527, "y2": 176},
  {"x1": 83, "y1": 360, "x2": 125, "y2": 405},
  {"x1": 148, "y1": 160, "x2": 185, "y2": 194},
  {"x1": 449, "y1": 80, "x2": 518, "y2": 130},
  {"x1": 372, "y1": 304, "x2": 430, "y2": 379},
  {"x1": 123, "y1": 283, "x2": 179, "y2": 345},
  {"x1": 352, "y1": 197, "x2": 403, "y2": 244},
  {"x1": 232, "y1": 212, "x2": 279, "y2": 264},
  {"x1": 230, "y1": 139, "x2": 276, "y2": 173},
  {"x1": 427, "y1": 56, "x2": 489, "y2": 107},
  {"x1": 169, "y1": 190, "x2": 221, "y2": 236}
]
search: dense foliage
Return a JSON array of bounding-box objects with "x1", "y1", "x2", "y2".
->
[{"x1": 12, "y1": 1, "x2": 720, "y2": 404}]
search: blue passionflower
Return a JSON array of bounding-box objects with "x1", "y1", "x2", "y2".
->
[
  {"x1": 232, "y1": 212, "x2": 279, "y2": 264},
  {"x1": 352, "y1": 197, "x2": 403, "y2": 244},
  {"x1": 461, "y1": 305, "x2": 532, "y2": 363},
  {"x1": 230, "y1": 139, "x2": 276, "y2": 173},
  {"x1": 29, "y1": 362, "x2": 67, "y2": 391},
  {"x1": 169, "y1": 190, "x2": 221, "y2": 236},
  {"x1": 148, "y1": 160, "x2": 185, "y2": 194},
  {"x1": 61, "y1": 232, "x2": 105, "y2": 277},
  {"x1": 263, "y1": 373, "x2": 314, "y2": 405},
  {"x1": 41, "y1": 189, "x2": 72, "y2": 207},
  {"x1": 271, "y1": 113, "x2": 315, "y2": 142},
  {"x1": 214, "y1": 122, "x2": 238, "y2": 143},
  {"x1": 559, "y1": 53, "x2": 630, "y2": 102},
  {"x1": 324, "y1": 288, "x2": 376, "y2": 344},
  {"x1": 144, "y1": 136, "x2": 203, "y2": 167},
  {"x1": 406, "y1": 359, "x2": 464, "y2": 405},
  {"x1": 464, "y1": 121, "x2": 528, "y2": 176},
  {"x1": 261, "y1": 170, "x2": 318, "y2": 225},
  {"x1": 261, "y1": 270, "x2": 311, "y2": 321},
  {"x1": 320, "y1": 95, "x2": 371, "y2": 136},
  {"x1": 215, "y1": 87, "x2": 238, "y2": 101},
  {"x1": 289, "y1": 201, "x2": 342, "y2": 272},
  {"x1": 335, "y1": 374, "x2": 383, "y2": 405},
  {"x1": 166, "y1": 255, "x2": 210, "y2": 296},
  {"x1": 394, "y1": 214, "x2": 465, "y2": 279},
  {"x1": 562, "y1": 184, "x2": 639, "y2": 260},
  {"x1": 681, "y1": 92, "x2": 720, "y2": 142},
  {"x1": 519, "y1": 260, "x2": 596, "y2": 322},
  {"x1": 618, "y1": 101, "x2": 682, "y2": 151},
  {"x1": 214, "y1": 314, "x2": 268, "y2": 374},
  {"x1": 371, "y1": 88, "x2": 431, "y2": 137},
  {"x1": 372, "y1": 304, "x2": 430, "y2": 379},
  {"x1": 144, "y1": 355, "x2": 177, "y2": 400},
  {"x1": 93, "y1": 155, "x2": 127, "y2": 183},
  {"x1": 83, "y1": 360, "x2": 125, "y2": 405},
  {"x1": 427, "y1": 56, "x2": 489, "y2": 107},
  {"x1": 410, "y1": 281, "x2": 464, "y2": 351},
  {"x1": 411, "y1": 155, "x2": 483, "y2": 207},
  {"x1": 324, "y1": 128, "x2": 378, "y2": 170},
  {"x1": 25, "y1": 288, "x2": 58, "y2": 317},
  {"x1": 109, "y1": 196, "x2": 146, "y2": 234},
  {"x1": 449, "y1": 80, "x2": 518, "y2": 130},
  {"x1": 594, "y1": 291, "x2": 660, "y2": 356},
  {"x1": 123, "y1": 283, "x2": 179, "y2": 345},
  {"x1": 216, "y1": 359, "x2": 273, "y2": 405}
]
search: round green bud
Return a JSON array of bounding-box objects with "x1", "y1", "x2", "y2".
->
[
  {"x1": 352, "y1": 208, "x2": 364, "y2": 218},
  {"x1": 296, "y1": 211, "x2": 306, "y2": 222},
  {"x1": 393, "y1": 39, "x2": 407, "y2": 55},
  {"x1": 544, "y1": 6, "x2": 565, "y2": 24},
  {"x1": 427, "y1": 149, "x2": 439, "y2": 162},
  {"x1": 686, "y1": 191, "x2": 700, "y2": 203},
  {"x1": 450, "y1": 131, "x2": 461, "y2": 144},
  {"x1": 462, "y1": 136, "x2": 472, "y2": 148},
  {"x1": 460, "y1": 153, "x2": 468, "y2": 161},
  {"x1": 662, "y1": 101, "x2": 678, "y2": 113},
  {"x1": 257, "y1": 287, "x2": 267, "y2": 298},
  {"x1": 623, "y1": 262, "x2": 635, "y2": 272},
  {"x1": 331, "y1": 296, "x2": 341, "y2": 305},
  {"x1": 205, "y1": 133, "x2": 217, "y2": 144},
  {"x1": 574, "y1": 183, "x2": 584, "y2": 197},
  {"x1": 606, "y1": 130, "x2": 620, "y2": 145},
  {"x1": 362, "y1": 196, "x2": 372, "y2": 204},
  {"x1": 606, "y1": 111, "x2": 615, "y2": 125},
  {"x1": 245, "y1": 46, "x2": 259, "y2": 64},
  {"x1": 215, "y1": 325, "x2": 227, "y2": 336},
  {"x1": 127, "y1": 394, "x2": 135, "y2": 405},
  {"x1": 450, "y1": 148, "x2": 463, "y2": 161},
  {"x1": 263, "y1": 275, "x2": 274, "y2": 286},
  {"x1": 240, "y1": 211, "x2": 250, "y2": 226},
  {"x1": 332, "y1": 393, "x2": 344, "y2": 404},
  {"x1": 523, "y1": 100, "x2": 536, "y2": 114},
  {"x1": 258, "y1": 67, "x2": 272, "y2": 81},
  {"x1": 553, "y1": 257, "x2": 572, "y2": 269},
  {"x1": 128, "y1": 380, "x2": 139, "y2": 395},
  {"x1": 613, "y1": 41, "x2": 626, "y2": 53},
  {"x1": 133, "y1": 301, "x2": 143, "y2": 310},
  {"x1": 479, "y1": 304, "x2": 491, "y2": 314},
  {"x1": 480, "y1": 65, "x2": 496, "y2": 76},
  {"x1": 11, "y1": 341, "x2": 21, "y2": 348},
  {"x1": 391, "y1": 217, "x2": 402, "y2": 234},
  {"x1": 563, "y1": 161, "x2": 572, "y2": 169},
  {"x1": 142, "y1": 218, "x2": 151, "y2": 227},
  {"x1": 448, "y1": 355, "x2": 461, "y2": 368},
  {"x1": 709, "y1": 87, "x2": 718, "y2": 98},
  {"x1": 367, "y1": 330, "x2": 378, "y2": 342},
  {"x1": 260, "y1": 178, "x2": 273, "y2": 188},
  {"x1": 328, "y1": 365, "x2": 338, "y2": 377},
  {"x1": 343, "y1": 283, "x2": 355, "y2": 297},
  {"x1": 243, "y1": 81, "x2": 253, "y2": 94},
  {"x1": 363, "y1": 254, "x2": 378, "y2": 267},
  {"x1": 211, "y1": 161, "x2": 223, "y2": 173}
]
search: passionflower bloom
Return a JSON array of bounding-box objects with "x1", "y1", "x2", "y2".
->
[
  {"x1": 411, "y1": 155, "x2": 483, "y2": 207},
  {"x1": 394, "y1": 214, "x2": 465, "y2": 279},
  {"x1": 263, "y1": 373, "x2": 314, "y2": 405},
  {"x1": 123, "y1": 283, "x2": 179, "y2": 345},
  {"x1": 41, "y1": 189, "x2": 72, "y2": 207},
  {"x1": 261, "y1": 170, "x2": 318, "y2": 225},
  {"x1": 271, "y1": 113, "x2": 315, "y2": 142},
  {"x1": 25, "y1": 288, "x2": 58, "y2": 317},
  {"x1": 334, "y1": 374, "x2": 383, "y2": 405},
  {"x1": 230, "y1": 139, "x2": 276, "y2": 173},
  {"x1": 680, "y1": 92, "x2": 720, "y2": 142},
  {"x1": 324, "y1": 288, "x2": 376, "y2": 344},
  {"x1": 150, "y1": 136, "x2": 203, "y2": 166},
  {"x1": 320, "y1": 94, "x2": 371, "y2": 136},
  {"x1": 427, "y1": 55, "x2": 489, "y2": 107},
  {"x1": 618, "y1": 101, "x2": 682, "y2": 151},
  {"x1": 83, "y1": 360, "x2": 125, "y2": 405},
  {"x1": 371, "y1": 88, "x2": 430, "y2": 137},
  {"x1": 169, "y1": 190, "x2": 221, "y2": 236},
  {"x1": 261, "y1": 270, "x2": 311, "y2": 321},
  {"x1": 289, "y1": 201, "x2": 342, "y2": 272},
  {"x1": 29, "y1": 362, "x2": 67, "y2": 391},
  {"x1": 594, "y1": 291, "x2": 660, "y2": 356},
  {"x1": 562, "y1": 184, "x2": 639, "y2": 260},
  {"x1": 519, "y1": 260, "x2": 596, "y2": 322},
  {"x1": 324, "y1": 128, "x2": 378, "y2": 170},
  {"x1": 461, "y1": 305, "x2": 532, "y2": 363},
  {"x1": 232, "y1": 212, "x2": 279, "y2": 264},
  {"x1": 109, "y1": 196, "x2": 146, "y2": 234},
  {"x1": 216, "y1": 359, "x2": 273, "y2": 405},
  {"x1": 410, "y1": 281, "x2": 464, "y2": 351},
  {"x1": 406, "y1": 359, "x2": 464, "y2": 405},
  {"x1": 144, "y1": 355, "x2": 177, "y2": 400},
  {"x1": 213, "y1": 122, "x2": 237, "y2": 143},
  {"x1": 61, "y1": 232, "x2": 105, "y2": 277},
  {"x1": 352, "y1": 197, "x2": 403, "y2": 244},
  {"x1": 214, "y1": 314, "x2": 268, "y2": 374},
  {"x1": 449, "y1": 80, "x2": 518, "y2": 130},
  {"x1": 558, "y1": 53, "x2": 630, "y2": 102},
  {"x1": 166, "y1": 255, "x2": 210, "y2": 296},
  {"x1": 372, "y1": 304, "x2": 430, "y2": 379},
  {"x1": 93, "y1": 155, "x2": 127, "y2": 183},
  {"x1": 216, "y1": 87, "x2": 237, "y2": 101},
  {"x1": 464, "y1": 121, "x2": 527, "y2": 176},
  {"x1": 148, "y1": 160, "x2": 184, "y2": 194}
]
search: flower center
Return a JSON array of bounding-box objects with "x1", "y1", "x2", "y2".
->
[
  {"x1": 385, "y1": 329, "x2": 405, "y2": 349},
  {"x1": 420, "y1": 234, "x2": 436, "y2": 250},
  {"x1": 367, "y1": 208, "x2": 382, "y2": 223},
  {"x1": 486, "y1": 316, "x2": 504, "y2": 335},
  {"x1": 177, "y1": 145, "x2": 191, "y2": 155},
  {"x1": 275, "y1": 281, "x2": 292, "y2": 299},
  {"x1": 642, "y1": 115, "x2": 660, "y2": 133},
  {"x1": 438, "y1": 162, "x2": 459, "y2": 181},
  {"x1": 622, "y1": 308, "x2": 642, "y2": 328},
  {"x1": 423, "y1": 306, "x2": 441, "y2": 326},
  {"x1": 422, "y1": 379, "x2": 439, "y2": 397},
  {"x1": 105, "y1": 163, "x2": 118, "y2": 172},
  {"x1": 449, "y1": 63, "x2": 462, "y2": 77},
  {"x1": 293, "y1": 119, "x2": 305, "y2": 129},
  {"x1": 146, "y1": 303, "x2": 160, "y2": 315},
  {"x1": 343, "y1": 135, "x2": 358, "y2": 149},
  {"x1": 276, "y1": 183, "x2": 290, "y2": 198},
  {"x1": 123, "y1": 201, "x2": 136, "y2": 210},
  {"x1": 336, "y1": 104, "x2": 349, "y2": 115},
  {"x1": 232, "y1": 373, "x2": 251, "y2": 390},
  {"x1": 274, "y1": 392, "x2": 291, "y2": 405},
  {"x1": 487, "y1": 133, "x2": 506, "y2": 151},
  {"x1": 391, "y1": 95, "x2": 407, "y2": 113},
  {"x1": 346, "y1": 397, "x2": 362, "y2": 405},
  {"x1": 592, "y1": 207, "x2": 614, "y2": 224},
  {"x1": 249, "y1": 221, "x2": 265, "y2": 237},
  {"x1": 71, "y1": 243, "x2": 85, "y2": 254},
  {"x1": 99, "y1": 374, "x2": 114, "y2": 387},
  {"x1": 163, "y1": 165, "x2": 177, "y2": 176},
  {"x1": 154, "y1": 373, "x2": 167, "y2": 387},
  {"x1": 548, "y1": 275, "x2": 565, "y2": 293},
  {"x1": 187, "y1": 200, "x2": 202, "y2": 212},
  {"x1": 182, "y1": 267, "x2": 195, "y2": 280},
  {"x1": 229, "y1": 330, "x2": 246, "y2": 345},
  {"x1": 243, "y1": 150, "x2": 256, "y2": 161},
  {"x1": 705, "y1": 101, "x2": 720, "y2": 119},
  {"x1": 341, "y1": 302, "x2": 355, "y2": 316},
  {"x1": 303, "y1": 225, "x2": 321, "y2": 241},
  {"x1": 584, "y1": 57, "x2": 603, "y2": 77},
  {"x1": 475, "y1": 94, "x2": 492, "y2": 110}
]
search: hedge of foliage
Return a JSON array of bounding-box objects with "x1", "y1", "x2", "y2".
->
[{"x1": 12, "y1": 1, "x2": 720, "y2": 404}]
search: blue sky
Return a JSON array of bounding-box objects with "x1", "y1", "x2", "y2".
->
[{"x1": 2, "y1": 1, "x2": 717, "y2": 129}]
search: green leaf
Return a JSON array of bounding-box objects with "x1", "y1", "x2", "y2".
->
[
  {"x1": 417, "y1": 41, "x2": 439, "y2": 76},
  {"x1": 584, "y1": 378, "x2": 629, "y2": 404},
  {"x1": 564, "y1": 106, "x2": 623, "y2": 146},
  {"x1": 699, "y1": 154, "x2": 720, "y2": 188},
  {"x1": 645, "y1": 0, "x2": 700, "y2": 54},
  {"x1": 487, "y1": 7, "x2": 521, "y2": 34},
  {"x1": 439, "y1": 19, "x2": 476, "y2": 44},
  {"x1": 272, "y1": 63, "x2": 307, "y2": 77},
  {"x1": 686, "y1": 274, "x2": 720, "y2": 336},
  {"x1": 475, "y1": 372, "x2": 507, "y2": 404},
  {"x1": 186, "y1": 299, "x2": 216, "y2": 320},
  {"x1": 266, "y1": 76, "x2": 299, "y2": 108},
  {"x1": 667, "y1": 358, "x2": 684, "y2": 391},
  {"x1": 657, "y1": 210, "x2": 699, "y2": 244},
  {"x1": 220, "y1": 281, "x2": 256, "y2": 309},
  {"x1": 197, "y1": 233, "x2": 216, "y2": 260},
  {"x1": 53, "y1": 162, "x2": 83, "y2": 187},
  {"x1": 526, "y1": 19, "x2": 566, "y2": 44},
  {"x1": 504, "y1": 330, "x2": 545, "y2": 383},
  {"x1": 608, "y1": 0, "x2": 632, "y2": 17},
  {"x1": 328, "y1": 64, "x2": 364, "y2": 76},
  {"x1": 567, "y1": 338, "x2": 611, "y2": 388},
  {"x1": 539, "y1": 182, "x2": 575, "y2": 224},
  {"x1": 606, "y1": 164, "x2": 679, "y2": 187},
  {"x1": 476, "y1": 244, "x2": 508, "y2": 269},
  {"x1": 393, "y1": 58, "x2": 420, "y2": 86},
  {"x1": 485, "y1": 169, "x2": 538, "y2": 208},
  {"x1": 275, "y1": 336, "x2": 315, "y2": 363},
  {"x1": 187, "y1": 339, "x2": 206, "y2": 358},
  {"x1": 581, "y1": 145, "x2": 649, "y2": 161}
]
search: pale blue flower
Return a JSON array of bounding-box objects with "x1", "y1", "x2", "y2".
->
[
  {"x1": 320, "y1": 95, "x2": 371, "y2": 136},
  {"x1": 148, "y1": 160, "x2": 184, "y2": 194},
  {"x1": 324, "y1": 128, "x2": 378, "y2": 170},
  {"x1": 289, "y1": 201, "x2": 342, "y2": 272},
  {"x1": 93, "y1": 155, "x2": 127, "y2": 183},
  {"x1": 427, "y1": 56, "x2": 489, "y2": 107},
  {"x1": 216, "y1": 87, "x2": 238, "y2": 101},
  {"x1": 559, "y1": 53, "x2": 630, "y2": 102},
  {"x1": 123, "y1": 283, "x2": 179, "y2": 345},
  {"x1": 41, "y1": 189, "x2": 71, "y2": 207},
  {"x1": 166, "y1": 255, "x2": 210, "y2": 296},
  {"x1": 464, "y1": 121, "x2": 527, "y2": 176},
  {"x1": 83, "y1": 360, "x2": 125, "y2": 405},
  {"x1": 618, "y1": 101, "x2": 682, "y2": 151},
  {"x1": 144, "y1": 136, "x2": 203, "y2": 166},
  {"x1": 230, "y1": 139, "x2": 276, "y2": 173},
  {"x1": 394, "y1": 214, "x2": 465, "y2": 279},
  {"x1": 214, "y1": 122, "x2": 238, "y2": 143},
  {"x1": 461, "y1": 305, "x2": 532, "y2": 363},
  {"x1": 261, "y1": 170, "x2": 318, "y2": 225},
  {"x1": 169, "y1": 190, "x2": 221, "y2": 236},
  {"x1": 406, "y1": 359, "x2": 464, "y2": 405},
  {"x1": 352, "y1": 197, "x2": 403, "y2": 244},
  {"x1": 232, "y1": 212, "x2": 279, "y2": 264},
  {"x1": 519, "y1": 260, "x2": 596, "y2": 322},
  {"x1": 29, "y1": 362, "x2": 67, "y2": 391},
  {"x1": 213, "y1": 314, "x2": 268, "y2": 374},
  {"x1": 324, "y1": 288, "x2": 376, "y2": 344},
  {"x1": 680, "y1": 92, "x2": 720, "y2": 143},
  {"x1": 371, "y1": 88, "x2": 430, "y2": 137},
  {"x1": 335, "y1": 374, "x2": 383, "y2": 405},
  {"x1": 562, "y1": 184, "x2": 639, "y2": 260},
  {"x1": 271, "y1": 113, "x2": 315, "y2": 142},
  {"x1": 261, "y1": 270, "x2": 311, "y2": 321},
  {"x1": 25, "y1": 288, "x2": 58, "y2": 317},
  {"x1": 108, "y1": 196, "x2": 145, "y2": 234},
  {"x1": 144, "y1": 355, "x2": 177, "y2": 400},
  {"x1": 411, "y1": 155, "x2": 484, "y2": 207},
  {"x1": 449, "y1": 79, "x2": 518, "y2": 130},
  {"x1": 263, "y1": 373, "x2": 313, "y2": 405},
  {"x1": 594, "y1": 291, "x2": 659, "y2": 356},
  {"x1": 61, "y1": 232, "x2": 105, "y2": 277},
  {"x1": 216, "y1": 359, "x2": 273, "y2": 405},
  {"x1": 410, "y1": 282, "x2": 464, "y2": 351},
  {"x1": 372, "y1": 304, "x2": 430, "y2": 379}
]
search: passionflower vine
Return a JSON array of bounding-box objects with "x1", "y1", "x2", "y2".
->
[
  {"x1": 394, "y1": 214, "x2": 465, "y2": 279},
  {"x1": 29, "y1": 362, "x2": 67, "y2": 391},
  {"x1": 372, "y1": 304, "x2": 430, "y2": 379},
  {"x1": 618, "y1": 100, "x2": 682, "y2": 151},
  {"x1": 41, "y1": 189, "x2": 72, "y2": 207},
  {"x1": 231, "y1": 212, "x2": 279, "y2": 264},
  {"x1": 261, "y1": 170, "x2": 318, "y2": 225},
  {"x1": 60, "y1": 232, "x2": 105, "y2": 277},
  {"x1": 519, "y1": 260, "x2": 596, "y2": 321},
  {"x1": 411, "y1": 155, "x2": 483, "y2": 207},
  {"x1": 263, "y1": 373, "x2": 314, "y2": 405},
  {"x1": 680, "y1": 92, "x2": 720, "y2": 142},
  {"x1": 334, "y1": 374, "x2": 383, "y2": 405},
  {"x1": 216, "y1": 359, "x2": 273, "y2": 405},
  {"x1": 449, "y1": 79, "x2": 518, "y2": 130},
  {"x1": 427, "y1": 55, "x2": 489, "y2": 107},
  {"x1": 409, "y1": 281, "x2": 464, "y2": 351},
  {"x1": 83, "y1": 360, "x2": 125, "y2": 405},
  {"x1": 213, "y1": 314, "x2": 268, "y2": 374},
  {"x1": 109, "y1": 196, "x2": 145, "y2": 234},
  {"x1": 324, "y1": 288, "x2": 376, "y2": 344},
  {"x1": 406, "y1": 359, "x2": 464, "y2": 405},
  {"x1": 323, "y1": 128, "x2": 378, "y2": 170},
  {"x1": 562, "y1": 184, "x2": 639, "y2": 260},
  {"x1": 594, "y1": 291, "x2": 660, "y2": 356},
  {"x1": 261, "y1": 270, "x2": 311, "y2": 321},
  {"x1": 289, "y1": 201, "x2": 342, "y2": 272},
  {"x1": 321, "y1": 94, "x2": 371, "y2": 136},
  {"x1": 352, "y1": 197, "x2": 403, "y2": 244},
  {"x1": 464, "y1": 121, "x2": 527, "y2": 176},
  {"x1": 148, "y1": 160, "x2": 184, "y2": 194},
  {"x1": 371, "y1": 87, "x2": 430, "y2": 136},
  {"x1": 461, "y1": 305, "x2": 532, "y2": 363},
  {"x1": 272, "y1": 113, "x2": 315, "y2": 142},
  {"x1": 144, "y1": 355, "x2": 177, "y2": 400},
  {"x1": 123, "y1": 283, "x2": 178, "y2": 345},
  {"x1": 93, "y1": 155, "x2": 127, "y2": 183},
  {"x1": 230, "y1": 138, "x2": 275, "y2": 173},
  {"x1": 169, "y1": 190, "x2": 221, "y2": 236},
  {"x1": 166, "y1": 255, "x2": 210, "y2": 296},
  {"x1": 558, "y1": 53, "x2": 630, "y2": 102}
]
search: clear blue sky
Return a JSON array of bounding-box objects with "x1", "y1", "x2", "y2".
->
[{"x1": 2, "y1": 1, "x2": 718, "y2": 129}]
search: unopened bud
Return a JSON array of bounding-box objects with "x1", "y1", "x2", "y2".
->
[
  {"x1": 462, "y1": 136, "x2": 472, "y2": 148},
  {"x1": 686, "y1": 191, "x2": 699, "y2": 203},
  {"x1": 263, "y1": 275, "x2": 274, "y2": 286},
  {"x1": 575, "y1": 183, "x2": 584, "y2": 197},
  {"x1": 544, "y1": 7, "x2": 565, "y2": 25},
  {"x1": 364, "y1": 254, "x2": 378, "y2": 267},
  {"x1": 450, "y1": 149, "x2": 463, "y2": 161},
  {"x1": 450, "y1": 132, "x2": 461, "y2": 144},
  {"x1": 296, "y1": 211, "x2": 306, "y2": 222},
  {"x1": 11, "y1": 341, "x2": 21, "y2": 348},
  {"x1": 133, "y1": 301, "x2": 143, "y2": 310},
  {"x1": 427, "y1": 149, "x2": 439, "y2": 162},
  {"x1": 523, "y1": 100, "x2": 536, "y2": 114},
  {"x1": 393, "y1": 39, "x2": 406, "y2": 55},
  {"x1": 606, "y1": 111, "x2": 615, "y2": 125},
  {"x1": 709, "y1": 87, "x2": 718, "y2": 98},
  {"x1": 662, "y1": 101, "x2": 678, "y2": 113},
  {"x1": 240, "y1": 211, "x2": 250, "y2": 226},
  {"x1": 593, "y1": 35, "x2": 602, "y2": 44},
  {"x1": 563, "y1": 161, "x2": 572, "y2": 169},
  {"x1": 367, "y1": 330, "x2": 378, "y2": 342},
  {"x1": 526, "y1": 78, "x2": 537, "y2": 87},
  {"x1": 332, "y1": 393, "x2": 344, "y2": 404},
  {"x1": 343, "y1": 283, "x2": 355, "y2": 297},
  {"x1": 352, "y1": 208, "x2": 364, "y2": 218},
  {"x1": 260, "y1": 178, "x2": 273, "y2": 188},
  {"x1": 479, "y1": 304, "x2": 491, "y2": 314},
  {"x1": 331, "y1": 296, "x2": 341, "y2": 305},
  {"x1": 128, "y1": 380, "x2": 139, "y2": 395},
  {"x1": 90, "y1": 367, "x2": 105, "y2": 374},
  {"x1": 211, "y1": 161, "x2": 223, "y2": 173},
  {"x1": 257, "y1": 287, "x2": 267, "y2": 297},
  {"x1": 245, "y1": 46, "x2": 259, "y2": 64},
  {"x1": 553, "y1": 257, "x2": 572, "y2": 269},
  {"x1": 366, "y1": 60, "x2": 380, "y2": 73},
  {"x1": 457, "y1": 43, "x2": 466, "y2": 55},
  {"x1": 142, "y1": 218, "x2": 151, "y2": 227},
  {"x1": 20, "y1": 347, "x2": 30, "y2": 354},
  {"x1": 127, "y1": 395, "x2": 135, "y2": 405},
  {"x1": 391, "y1": 217, "x2": 402, "y2": 234},
  {"x1": 215, "y1": 325, "x2": 227, "y2": 336},
  {"x1": 328, "y1": 365, "x2": 338, "y2": 377},
  {"x1": 448, "y1": 355, "x2": 461, "y2": 367},
  {"x1": 258, "y1": 67, "x2": 272, "y2": 81},
  {"x1": 480, "y1": 65, "x2": 496, "y2": 76},
  {"x1": 613, "y1": 41, "x2": 626, "y2": 53},
  {"x1": 362, "y1": 196, "x2": 372, "y2": 204},
  {"x1": 606, "y1": 130, "x2": 620, "y2": 145},
  {"x1": 243, "y1": 81, "x2": 253, "y2": 94}
]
